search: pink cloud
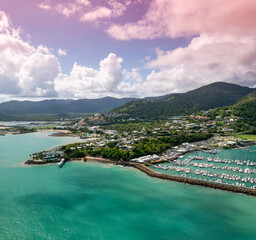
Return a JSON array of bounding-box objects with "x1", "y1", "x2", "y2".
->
[
  {"x1": 108, "y1": 0, "x2": 256, "y2": 40},
  {"x1": 108, "y1": 0, "x2": 127, "y2": 17},
  {"x1": 0, "y1": 11, "x2": 10, "y2": 33},
  {"x1": 55, "y1": 3, "x2": 81, "y2": 17},
  {"x1": 38, "y1": 3, "x2": 51, "y2": 10},
  {"x1": 80, "y1": 7, "x2": 112, "y2": 22},
  {"x1": 58, "y1": 48, "x2": 67, "y2": 56},
  {"x1": 0, "y1": 10, "x2": 21, "y2": 37},
  {"x1": 76, "y1": 0, "x2": 91, "y2": 7},
  {"x1": 39, "y1": 0, "x2": 128, "y2": 23}
]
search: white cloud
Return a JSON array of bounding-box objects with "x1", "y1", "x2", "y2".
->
[
  {"x1": 54, "y1": 53, "x2": 123, "y2": 98},
  {"x1": 123, "y1": 68, "x2": 142, "y2": 83},
  {"x1": 53, "y1": 33, "x2": 256, "y2": 99},
  {"x1": 37, "y1": 44, "x2": 51, "y2": 54},
  {"x1": 0, "y1": 11, "x2": 60, "y2": 98},
  {"x1": 53, "y1": 51, "x2": 205, "y2": 99},
  {"x1": 144, "y1": 33, "x2": 256, "y2": 92},
  {"x1": 105, "y1": 0, "x2": 256, "y2": 95},
  {"x1": 2, "y1": 3, "x2": 256, "y2": 102},
  {"x1": 58, "y1": 48, "x2": 67, "y2": 56},
  {"x1": 19, "y1": 53, "x2": 60, "y2": 97},
  {"x1": 1, "y1": 29, "x2": 255, "y2": 100}
]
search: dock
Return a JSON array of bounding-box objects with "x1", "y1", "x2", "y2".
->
[{"x1": 58, "y1": 158, "x2": 66, "y2": 168}]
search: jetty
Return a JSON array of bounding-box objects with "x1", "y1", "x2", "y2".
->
[{"x1": 58, "y1": 158, "x2": 66, "y2": 168}]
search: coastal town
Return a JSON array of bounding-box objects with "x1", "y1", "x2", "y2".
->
[
  {"x1": 1, "y1": 108, "x2": 255, "y2": 195},
  {"x1": 22, "y1": 109, "x2": 256, "y2": 196},
  {"x1": 25, "y1": 136, "x2": 256, "y2": 196},
  {"x1": 1, "y1": 1, "x2": 256, "y2": 239},
  {"x1": 25, "y1": 112, "x2": 255, "y2": 165}
]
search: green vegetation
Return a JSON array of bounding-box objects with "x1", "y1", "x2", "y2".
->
[
  {"x1": 207, "y1": 89, "x2": 256, "y2": 133},
  {"x1": 102, "y1": 121, "x2": 163, "y2": 132},
  {"x1": 232, "y1": 95, "x2": 256, "y2": 129},
  {"x1": 62, "y1": 132, "x2": 212, "y2": 162},
  {"x1": 131, "y1": 133, "x2": 212, "y2": 158},
  {"x1": 112, "y1": 82, "x2": 253, "y2": 120},
  {"x1": 16, "y1": 127, "x2": 37, "y2": 134},
  {"x1": 234, "y1": 134, "x2": 256, "y2": 141},
  {"x1": 222, "y1": 146, "x2": 229, "y2": 149}
]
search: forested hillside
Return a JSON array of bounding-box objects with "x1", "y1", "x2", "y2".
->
[{"x1": 112, "y1": 82, "x2": 254, "y2": 119}]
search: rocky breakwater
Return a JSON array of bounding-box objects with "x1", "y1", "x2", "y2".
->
[
  {"x1": 131, "y1": 163, "x2": 256, "y2": 197},
  {"x1": 24, "y1": 157, "x2": 84, "y2": 165},
  {"x1": 24, "y1": 159, "x2": 61, "y2": 165},
  {"x1": 84, "y1": 156, "x2": 256, "y2": 197}
]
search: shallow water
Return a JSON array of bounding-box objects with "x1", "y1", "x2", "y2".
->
[{"x1": 0, "y1": 132, "x2": 256, "y2": 240}]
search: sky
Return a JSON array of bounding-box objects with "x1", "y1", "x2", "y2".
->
[{"x1": 0, "y1": 0, "x2": 256, "y2": 102}]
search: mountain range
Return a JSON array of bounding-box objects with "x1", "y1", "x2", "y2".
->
[
  {"x1": 0, "y1": 82, "x2": 254, "y2": 120},
  {"x1": 112, "y1": 82, "x2": 255, "y2": 119},
  {"x1": 0, "y1": 97, "x2": 134, "y2": 120}
]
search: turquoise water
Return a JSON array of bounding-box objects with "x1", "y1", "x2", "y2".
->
[{"x1": 0, "y1": 132, "x2": 256, "y2": 240}]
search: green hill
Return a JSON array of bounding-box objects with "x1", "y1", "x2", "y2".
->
[
  {"x1": 231, "y1": 90, "x2": 256, "y2": 126},
  {"x1": 205, "y1": 89, "x2": 256, "y2": 132},
  {"x1": 233, "y1": 90, "x2": 256, "y2": 106},
  {"x1": 112, "y1": 82, "x2": 254, "y2": 119}
]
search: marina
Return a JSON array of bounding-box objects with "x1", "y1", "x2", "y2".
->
[{"x1": 151, "y1": 146, "x2": 256, "y2": 189}]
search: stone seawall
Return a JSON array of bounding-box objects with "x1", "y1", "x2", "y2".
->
[
  {"x1": 24, "y1": 159, "x2": 60, "y2": 165},
  {"x1": 24, "y1": 158, "x2": 83, "y2": 165},
  {"x1": 84, "y1": 157, "x2": 256, "y2": 197}
]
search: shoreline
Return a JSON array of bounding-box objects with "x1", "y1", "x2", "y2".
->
[
  {"x1": 83, "y1": 157, "x2": 256, "y2": 197},
  {"x1": 37, "y1": 129, "x2": 78, "y2": 137},
  {"x1": 24, "y1": 154, "x2": 256, "y2": 197},
  {"x1": 2, "y1": 129, "x2": 78, "y2": 137}
]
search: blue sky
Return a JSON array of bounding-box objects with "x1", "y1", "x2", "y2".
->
[{"x1": 0, "y1": 0, "x2": 255, "y2": 101}]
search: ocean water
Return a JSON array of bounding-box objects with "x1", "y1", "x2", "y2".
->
[{"x1": 0, "y1": 132, "x2": 256, "y2": 240}]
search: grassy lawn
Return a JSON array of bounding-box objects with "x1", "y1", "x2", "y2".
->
[{"x1": 234, "y1": 134, "x2": 256, "y2": 141}]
